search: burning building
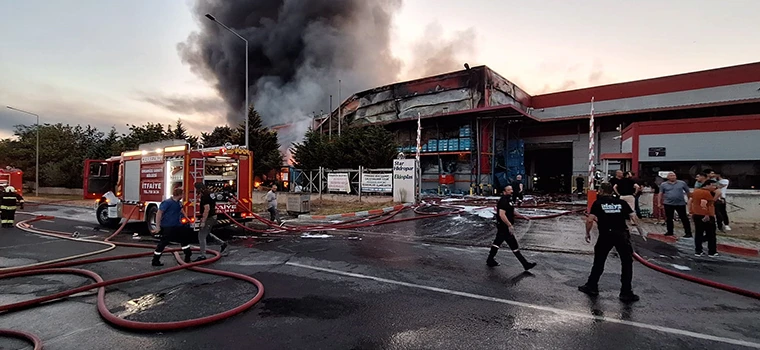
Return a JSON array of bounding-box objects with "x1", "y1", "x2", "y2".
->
[{"x1": 317, "y1": 61, "x2": 760, "y2": 195}]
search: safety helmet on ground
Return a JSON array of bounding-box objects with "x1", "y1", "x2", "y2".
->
[{"x1": 6, "y1": 186, "x2": 15, "y2": 192}]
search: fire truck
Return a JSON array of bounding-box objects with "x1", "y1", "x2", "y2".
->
[
  {"x1": 85, "y1": 140, "x2": 255, "y2": 230},
  {"x1": 0, "y1": 167, "x2": 23, "y2": 195}
]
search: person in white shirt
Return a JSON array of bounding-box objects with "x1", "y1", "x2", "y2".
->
[
  {"x1": 265, "y1": 185, "x2": 282, "y2": 225},
  {"x1": 714, "y1": 173, "x2": 731, "y2": 231}
]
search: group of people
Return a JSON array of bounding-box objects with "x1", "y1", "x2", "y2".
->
[
  {"x1": 151, "y1": 182, "x2": 282, "y2": 267},
  {"x1": 657, "y1": 170, "x2": 729, "y2": 257},
  {"x1": 150, "y1": 183, "x2": 228, "y2": 266},
  {"x1": 485, "y1": 180, "x2": 640, "y2": 302}
]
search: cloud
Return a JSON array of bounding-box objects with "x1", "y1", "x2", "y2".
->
[
  {"x1": 1, "y1": 83, "x2": 223, "y2": 139},
  {"x1": 138, "y1": 93, "x2": 227, "y2": 116}
]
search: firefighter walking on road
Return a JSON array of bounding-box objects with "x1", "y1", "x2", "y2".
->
[
  {"x1": 151, "y1": 187, "x2": 193, "y2": 266},
  {"x1": 1, "y1": 186, "x2": 24, "y2": 228},
  {"x1": 486, "y1": 185, "x2": 537, "y2": 271},
  {"x1": 579, "y1": 183, "x2": 641, "y2": 302}
]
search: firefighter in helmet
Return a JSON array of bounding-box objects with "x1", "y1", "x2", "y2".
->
[{"x1": 1, "y1": 186, "x2": 24, "y2": 228}]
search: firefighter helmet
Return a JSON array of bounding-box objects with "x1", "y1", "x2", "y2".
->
[{"x1": 5, "y1": 186, "x2": 15, "y2": 193}]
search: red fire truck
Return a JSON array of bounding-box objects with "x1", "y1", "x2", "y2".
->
[
  {"x1": 0, "y1": 167, "x2": 23, "y2": 195},
  {"x1": 85, "y1": 140, "x2": 254, "y2": 230}
]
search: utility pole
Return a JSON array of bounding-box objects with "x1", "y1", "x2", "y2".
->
[
  {"x1": 338, "y1": 79, "x2": 342, "y2": 136},
  {"x1": 329, "y1": 95, "x2": 333, "y2": 139}
]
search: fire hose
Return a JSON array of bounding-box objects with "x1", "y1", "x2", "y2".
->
[
  {"x1": 0, "y1": 207, "x2": 265, "y2": 349},
  {"x1": 1, "y1": 197, "x2": 583, "y2": 348},
  {"x1": 632, "y1": 252, "x2": 760, "y2": 300},
  {"x1": 231, "y1": 198, "x2": 760, "y2": 301}
]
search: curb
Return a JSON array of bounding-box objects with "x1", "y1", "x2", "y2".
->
[
  {"x1": 298, "y1": 204, "x2": 410, "y2": 221},
  {"x1": 647, "y1": 232, "x2": 759, "y2": 257},
  {"x1": 25, "y1": 200, "x2": 93, "y2": 210}
]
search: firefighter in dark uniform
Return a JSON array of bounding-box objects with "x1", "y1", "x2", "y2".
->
[
  {"x1": 579, "y1": 182, "x2": 641, "y2": 302},
  {"x1": 1, "y1": 186, "x2": 24, "y2": 228},
  {"x1": 486, "y1": 185, "x2": 537, "y2": 270}
]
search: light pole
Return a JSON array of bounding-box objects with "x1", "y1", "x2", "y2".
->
[
  {"x1": 205, "y1": 13, "x2": 249, "y2": 149},
  {"x1": 6, "y1": 106, "x2": 40, "y2": 197}
]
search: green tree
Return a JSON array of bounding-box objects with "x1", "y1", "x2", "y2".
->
[
  {"x1": 291, "y1": 128, "x2": 334, "y2": 170},
  {"x1": 200, "y1": 125, "x2": 239, "y2": 147},
  {"x1": 7, "y1": 123, "x2": 86, "y2": 188},
  {"x1": 238, "y1": 107, "x2": 283, "y2": 176},
  {"x1": 167, "y1": 119, "x2": 199, "y2": 148},
  {"x1": 291, "y1": 125, "x2": 397, "y2": 169},
  {"x1": 119, "y1": 122, "x2": 169, "y2": 150}
]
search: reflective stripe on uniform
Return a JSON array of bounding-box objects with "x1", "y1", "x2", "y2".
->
[
  {"x1": 0, "y1": 206, "x2": 16, "y2": 210},
  {"x1": 1, "y1": 220, "x2": 13, "y2": 223}
]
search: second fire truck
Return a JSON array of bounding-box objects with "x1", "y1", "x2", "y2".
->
[{"x1": 88, "y1": 140, "x2": 255, "y2": 230}]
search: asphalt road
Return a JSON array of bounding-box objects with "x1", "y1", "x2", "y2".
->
[{"x1": 1, "y1": 207, "x2": 760, "y2": 349}]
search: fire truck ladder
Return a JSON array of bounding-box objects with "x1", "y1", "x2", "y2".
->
[{"x1": 190, "y1": 158, "x2": 205, "y2": 213}]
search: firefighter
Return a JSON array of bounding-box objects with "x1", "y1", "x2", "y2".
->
[
  {"x1": 486, "y1": 185, "x2": 537, "y2": 271},
  {"x1": 151, "y1": 187, "x2": 193, "y2": 266},
  {"x1": 579, "y1": 182, "x2": 641, "y2": 302},
  {"x1": 1, "y1": 186, "x2": 24, "y2": 228}
]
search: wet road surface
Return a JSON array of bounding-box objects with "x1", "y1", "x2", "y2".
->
[{"x1": 1, "y1": 207, "x2": 760, "y2": 349}]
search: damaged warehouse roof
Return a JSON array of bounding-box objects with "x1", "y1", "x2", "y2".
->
[{"x1": 318, "y1": 61, "x2": 760, "y2": 128}]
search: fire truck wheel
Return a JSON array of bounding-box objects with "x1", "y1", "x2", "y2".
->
[
  {"x1": 96, "y1": 203, "x2": 121, "y2": 229},
  {"x1": 145, "y1": 205, "x2": 158, "y2": 233}
]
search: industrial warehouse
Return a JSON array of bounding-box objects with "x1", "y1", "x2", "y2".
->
[{"x1": 317, "y1": 61, "x2": 760, "y2": 200}]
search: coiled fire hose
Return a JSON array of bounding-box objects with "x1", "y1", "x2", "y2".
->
[{"x1": 0, "y1": 207, "x2": 265, "y2": 349}]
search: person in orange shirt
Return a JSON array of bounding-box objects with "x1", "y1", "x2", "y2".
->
[{"x1": 690, "y1": 180, "x2": 718, "y2": 257}]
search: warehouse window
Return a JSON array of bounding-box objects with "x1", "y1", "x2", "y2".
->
[{"x1": 638, "y1": 161, "x2": 760, "y2": 189}]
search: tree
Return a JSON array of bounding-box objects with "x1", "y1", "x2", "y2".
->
[
  {"x1": 238, "y1": 107, "x2": 283, "y2": 176},
  {"x1": 119, "y1": 123, "x2": 169, "y2": 150},
  {"x1": 290, "y1": 129, "x2": 331, "y2": 170},
  {"x1": 291, "y1": 125, "x2": 397, "y2": 169},
  {"x1": 200, "y1": 125, "x2": 239, "y2": 148},
  {"x1": 168, "y1": 119, "x2": 198, "y2": 148}
]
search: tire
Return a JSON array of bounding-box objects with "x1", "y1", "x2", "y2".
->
[
  {"x1": 96, "y1": 203, "x2": 121, "y2": 228},
  {"x1": 146, "y1": 205, "x2": 158, "y2": 235}
]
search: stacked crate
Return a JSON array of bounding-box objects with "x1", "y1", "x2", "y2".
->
[
  {"x1": 427, "y1": 139, "x2": 438, "y2": 152},
  {"x1": 447, "y1": 138, "x2": 459, "y2": 151},
  {"x1": 459, "y1": 125, "x2": 471, "y2": 151}
]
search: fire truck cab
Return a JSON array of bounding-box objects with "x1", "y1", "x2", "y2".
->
[
  {"x1": 92, "y1": 140, "x2": 254, "y2": 231},
  {"x1": 0, "y1": 167, "x2": 23, "y2": 195}
]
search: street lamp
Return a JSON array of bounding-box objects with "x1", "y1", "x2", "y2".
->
[
  {"x1": 6, "y1": 106, "x2": 40, "y2": 197},
  {"x1": 205, "y1": 13, "x2": 249, "y2": 150}
]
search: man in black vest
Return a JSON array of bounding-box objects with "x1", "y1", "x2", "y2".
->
[
  {"x1": 486, "y1": 185, "x2": 537, "y2": 271},
  {"x1": 579, "y1": 183, "x2": 641, "y2": 302}
]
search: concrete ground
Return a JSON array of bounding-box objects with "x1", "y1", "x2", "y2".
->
[{"x1": 2, "y1": 205, "x2": 760, "y2": 349}]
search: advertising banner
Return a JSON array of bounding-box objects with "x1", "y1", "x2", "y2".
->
[
  {"x1": 327, "y1": 173, "x2": 351, "y2": 193},
  {"x1": 361, "y1": 173, "x2": 392, "y2": 193},
  {"x1": 393, "y1": 159, "x2": 416, "y2": 203}
]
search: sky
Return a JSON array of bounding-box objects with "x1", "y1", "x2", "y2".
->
[{"x1": 1, "y1": 0, "x2": 759, "y2": 140}]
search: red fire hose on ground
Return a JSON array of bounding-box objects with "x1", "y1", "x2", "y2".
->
[
  {"x1": 1, "y1": 198, "x2": 585, "y2": 348},
  {"x1": 0, "y1": 208, "x2": 265, "y2": 349},
  {"x1": 632, "y1": 252, "x2": 760, "y2": 300}
]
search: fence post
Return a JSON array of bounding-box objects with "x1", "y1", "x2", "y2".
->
[
  {"x1": 318, "y1": 167, "x2": 323, "y2": 202},
  {"x1": 359, "y1": 166, "x2": 363, "y2": 202}
]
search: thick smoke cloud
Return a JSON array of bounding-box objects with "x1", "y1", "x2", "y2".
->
[{"x1": 178, "y1": 0, "x2": 404, "y2": 153}]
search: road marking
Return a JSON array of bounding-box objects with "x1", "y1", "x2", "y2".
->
[{"x1": 286, "y1": 262, "x2": 760, "y2": 349}]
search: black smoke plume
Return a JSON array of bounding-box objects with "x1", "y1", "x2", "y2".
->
[{"x1": 178, "y1": 0, "x2": 404, "y2": 154}]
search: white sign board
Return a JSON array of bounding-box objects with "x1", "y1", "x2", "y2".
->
[
  {"x1": 327, "y1": 173, "x2": 351, "y2": 193},
  {"x1": 393, "y1": 159, "x2": 417, "y2": 203},
  {"x1": 361, "y1": 173, "x2": 392, "y2": 193}
]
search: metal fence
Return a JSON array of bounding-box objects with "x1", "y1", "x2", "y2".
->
[{"x1": 291, "y1": 167, "x2": 393, "y2": 200}]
